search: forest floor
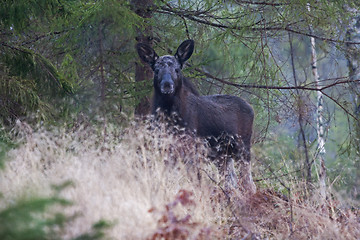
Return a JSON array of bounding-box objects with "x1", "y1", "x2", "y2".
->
[{"x1": 0, "y1": 120, "x2": 359, "y2": 239}]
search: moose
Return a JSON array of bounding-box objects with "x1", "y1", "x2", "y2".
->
[{"x1": 136, "y1": 40, "x2": 256, "y2": 194}]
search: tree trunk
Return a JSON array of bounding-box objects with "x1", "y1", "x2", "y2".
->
[
  {"x1": 98, "y1": 22, "x2": 106, "y2": 107},
  {"x1": 308, "y1": 4, "x2": 327, "y2": 203},
  {"x1": 131, "y1": 0, "x2": 153, "y2": 116},
  {"x1": 310, "y1": 35, "x2": 327, "y2": 202},
  {"x1": 288, "y1": 32, "x2": 312, "y2": 188},
  {"x1": 346, "y1": 13, "x2": 360, "y2": 198}
]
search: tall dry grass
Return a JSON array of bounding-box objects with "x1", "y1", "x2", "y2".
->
[
  {"x1": 0, "y1": 119, "x2": 359, "y2": 239},
  {"x1": 0, "y1": 120, "x2": 224, "y2": 239}
]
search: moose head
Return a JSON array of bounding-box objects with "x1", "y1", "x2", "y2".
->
[{"x1": 136, "y1": 40, "x2": 194, "y2": 96}]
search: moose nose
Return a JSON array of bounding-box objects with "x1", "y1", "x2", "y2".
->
[{"x1": 160, "y1": 73, "x2": 175, "y2": 95}]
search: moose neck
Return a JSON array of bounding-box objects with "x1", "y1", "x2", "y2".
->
[
  {"x1": 152, "y1": 83, "x2": 187, "y2": 117},
  {"x1": 154, "y1": 93, "x2": 176, "y2": 114}
]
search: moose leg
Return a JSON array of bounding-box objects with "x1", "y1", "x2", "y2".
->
[
  {"x1": 225, "y1": 157, "x2": 239, "y2": 190},
  {"x1": 238, "y1": 160, "x2": 256, "y2": 195},
  {"x1": 230, "y1": 139, "x2": 256, "y2": 194}
]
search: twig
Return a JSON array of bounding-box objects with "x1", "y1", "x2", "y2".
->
[{"x1": 158, "y1": 6, "x2": 360, "y2": 45}]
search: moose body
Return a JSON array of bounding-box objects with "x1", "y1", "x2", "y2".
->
[{"x1": 136, "y1": 40, "x2": 256, "y2": 193}]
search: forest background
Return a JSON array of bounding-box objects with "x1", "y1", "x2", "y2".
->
[{"x1": 0, "y1": 0, "x2": 360, "y2": 239}]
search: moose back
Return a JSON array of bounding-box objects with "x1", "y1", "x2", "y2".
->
[{"x1": 136, "y1": 40, "x2": 256, "y2": 193}]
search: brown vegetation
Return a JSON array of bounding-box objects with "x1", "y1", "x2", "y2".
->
[{"x1": 0, "y1": 119, "x2": 359, "y2": 239}]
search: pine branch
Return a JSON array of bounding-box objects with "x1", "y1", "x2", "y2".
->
[{"x1": 1, "y1": 42, "x2": 72, "y2": 95}]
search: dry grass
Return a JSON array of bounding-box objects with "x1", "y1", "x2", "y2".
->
[{"x1": 0, "y1": 119, "x2": 359, "y2": 239}]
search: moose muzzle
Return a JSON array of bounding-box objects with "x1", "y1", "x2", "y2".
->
[{"x1": 160, "y1": 73, "x2": 175, "y2": 95}]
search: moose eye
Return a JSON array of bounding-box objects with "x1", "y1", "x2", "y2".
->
[{"x1": 175, "y1": 68, "x2": 180, "y2": 73}]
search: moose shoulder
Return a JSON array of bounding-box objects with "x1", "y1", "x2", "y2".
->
[{"x1": 136, "y1": 40, "x2": 256, "y2": 194}]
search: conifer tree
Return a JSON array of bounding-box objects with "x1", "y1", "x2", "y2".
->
[{"x1": 0, "y1": 0, "x2": 73, "y2": 125}]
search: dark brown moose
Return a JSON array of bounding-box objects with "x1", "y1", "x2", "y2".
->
[{"x1": 136, "y1": 40, "x2": 256, "y2": 194}]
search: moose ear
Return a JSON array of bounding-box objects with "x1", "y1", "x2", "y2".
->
[
  {"x1": 175, "y1": 39, "x2": 194, "y2": 68},
  {"x1": 136, "y1": 43, "x2": 159, "y2": 67}
]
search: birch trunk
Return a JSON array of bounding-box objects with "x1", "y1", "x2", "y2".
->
[{"x1": 307, "y1": 4, "x2": 327, "y2": 203}]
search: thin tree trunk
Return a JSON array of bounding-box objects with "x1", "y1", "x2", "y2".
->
[
  {"x1": 308, "y1": 4, "x2": 327, "y2": 203},
  {"x1": 98, "y1": 22, "x2": 107, "y2": 139},
  {"x1": 98, "y1": 23, "x2": 106, "y2": 106},
  {"x1": 346, "y1": 13, "x2": 360, "y2": 198},
  {"x1": 288, "y1": 32, "x2": 312, "y2": 188},
  {"x1": 131, "y1": 0, "x2": 153, "y2": 116}
]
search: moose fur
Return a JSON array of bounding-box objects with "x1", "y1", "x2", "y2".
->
[{"x1": 136, "y1": 40, "x2": 256, "y2": 193}]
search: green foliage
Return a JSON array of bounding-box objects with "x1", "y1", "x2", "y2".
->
[
  {"x1": 72, "y1": 221, "x2": 112, "y2": 240},
  {"x1": 0, "y1": 0, "x2": 76, "y2": 125},
  {"x1": 0, "y1": 45, "x2": 73, "y2": 124},
  {"x1": 0, "y1": 128, "x2": 15, "y2": 169},
  {"x1": 254, "y1": 130, "x2": 301, "y2": 192},
  {"x1": 3, "y1": 47, "x2": 72, "y2": 95},
  {"x1": 0, "y1": 0, "x2": 71, "y2": 33},
  {"x1": 0, "y1": 182, "x2": 111, "y2": 240},
  {"x1": 60, "y1": 54, "x2": 79, "y2": 89},
  {"x1": 0, "y1": 197, "x2": 70, "y2": 240},
  {"x1": 49, "y1": 0, "x2": 144, "y2": 120}
]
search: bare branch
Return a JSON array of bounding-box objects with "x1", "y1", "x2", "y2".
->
[
  {"x1": 157, "y1": 6, "x2": 360, "y2": 45},
  {"x1": 191, "y1": 66, "x2": 360, "y2": 92},
  {"x1": 191, "y1": 66, "x2": 360, "y2": 120},
  {"x1": 234, "y1": 0, "x2": 287, "y2": 6},
  {"x1": 321, "y1": 91, "x2": 357, "y2": 119}
]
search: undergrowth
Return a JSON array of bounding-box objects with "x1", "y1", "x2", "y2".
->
[{"x1": 0, "y1": 119, "x2": 359, "y2": 239}]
